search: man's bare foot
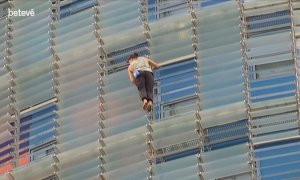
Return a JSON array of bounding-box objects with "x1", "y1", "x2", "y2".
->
[
  {"x1": 143, "y1": 99, "x2": 148, "y2": 110},
  {"x1": 147, "y1": 101, "x2": 153, "y2": 112}
]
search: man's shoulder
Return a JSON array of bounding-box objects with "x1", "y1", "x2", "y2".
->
[
  {"x1": 128, "y1": 64, "x2": 134, "y2": 71},
  {"x1": 139, "y1": 56, "x2": 148, "y2": 61}
]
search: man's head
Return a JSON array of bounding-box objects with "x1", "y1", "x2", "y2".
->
[{"x1": 127, "y1": 52, "x2": 139, "y2": 64}]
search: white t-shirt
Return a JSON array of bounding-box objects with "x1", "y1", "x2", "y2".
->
[{"x1": 133, "y1": 57, "x2": 152, "y2": 72}]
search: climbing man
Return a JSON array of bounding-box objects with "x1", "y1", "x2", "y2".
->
[{"x1": 127, "y1": 52, "x2": 160, "y2": 112}]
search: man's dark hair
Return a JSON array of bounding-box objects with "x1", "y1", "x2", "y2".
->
[{"x1": 127, "y1": 52, "x2": 139, "y2": 63}]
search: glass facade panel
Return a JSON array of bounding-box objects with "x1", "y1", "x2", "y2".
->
[{"x1": 0, "y1": 0, "x2": 299, "y2": 179}]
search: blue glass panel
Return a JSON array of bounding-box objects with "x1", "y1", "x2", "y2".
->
[
  {"x1": 20, "y1": 103, "x2": 56, "y2": 123},
  {"x1": 0, "y1": 140, "x2": 13, "y2": 149},
  {"x1": 260, "y1": 161, "x2": 300, "y2": 177},
  {"x1": 148, "y1": 15, "x2": 156, "y2": 21},
  {"x1": 255, "y1": 139, "x2": 300, "y2": 150},
  {"x1": 161, "y1": 78, "x2": 196, "y2": 93},
  {"x1": 255, "y1": 144, "x2": 300, "y2": 158},
  {"x1": 29, "y1": 130, "x2": 56, "y2": 146},
  {"x1": 19, "y1": 140, "x2": 29, "y2": 149},
  {"x1": 251, "y1": 83, "x2": 296, "y2": 97},
  {"x1": 201, "y1": 0, "x2": 230, "y2": 7},
  {"x1": 0, "y1": 156, "x2": 13, "y2": 165},
  {"x1": 247, "y1": 10, "x2": 289, "y2": 22},
  {"x1": 109, "y1": 42, "x2": 148, "y2": 57},
  {"x1": 162, "y1": 148, "x2": 199, "y2": 163},
  {"x1": 260, "y1": 153, "x2": 300, "y2": 167},
  {"x1": 161, "y1": 86, "x2": 197, "y2": 102},
  {"x1": 69, "y1": 0, "x2": 97, "y2": 14},
  {"x1": 0, "y1": 148, "x2": 13, "y2": 157},
  {"x1": 155, "y1": 59, "x2": 196, "y2": 77},
  {"x1": 255, "y1": 140, "x2": 300, "y2": 179},
  {"x1": 262, "y1": 170, "x2": 300, "y2": 180},
  {"x1": 250, "y1": 75, "x2": 295, "y2": 88},
  {"x1": 160, "y1": 71, "x2": 196, "y2": 84},
  {"x1": 29, "y1": 122, "x2": 58, "y2": 137},
  {"x1": 20, "y1": 113, "x2": 56, "y2": 131},
  {"x1": 149, "y1": 7, "x2": 155, "y2": 12},
  {"x1": 60, "y1": 0, "x2": 97, "y2": 18},
  {"x1": 208, "y1": 137, "x2": 248, "y2": 151},
  {"x1": 20, "y1": 115, "x2": 33, "y2": 124},
  {"x1": 248, "y1": 18, "x2": 290, "y2": 30},
  {"x1": 20, "y1": 132, "x2": 30, "y2": 141},
  {"x1": 207, "y1": 128, "x2": 248, "y2": 142},
  {"x1": 148, "y1": 0, "x2": 155, "y2": 5},
  {"x1": 251, "y1": 92, "x2": 295, "y2": 103},
  {"x1": 207, "y1": 120, "x2": 248, "y2": 133}
]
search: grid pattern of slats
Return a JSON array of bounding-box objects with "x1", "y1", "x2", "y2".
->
[
  {"x1": 243, "y1": 0, "x2": 298, "y2": 148},
  {"x1": 151, "y1": 154, "x2": 199, "y2": 180},
  {"x1": 8, "y1": 103, "x2": 57, "y2": 179},
  {"x1": 151, "y1": 112, "x2": 200, "y2": 159},
  {"x1": 8, "y1": 0, "x2": 54, "y2": 110},
  {"x1": 153, "y1": 59, "x2": 198, "y2": 120},
  {"x1": 1, "y1": 1, "x2": 58, "y2": 179},
  {"x1": 148, "y1": 5, "x2": 200, "y2": 165},
  {"x1": 241, "y1": 0, "x2": 300, "y2": 179},
  {"x1": 255, "y1": 141, "x2": 300, "y2": 179},
  {"x1": 1, "y1": 0, "x2": 54, "y2": 179},
  {"x1": 95, "y1": 1, "x2": 152, "y2": 180},
  {"x1": 96, "y1": 0, "x2": 148, "y2": 74},
  {"x1": 99, "y1": 70, "x2": 151, "y2": 180},
  {"x1": 0, "y1": 16, "x2": 14, "y2": 176},
  {"x1": 10, "y1": 155, "x2": 55, "y2": 179},
  {"x1": 96, "y1": 0, "x2": 146, "y2": 53},
  {"x1": 200, "y1": 143, "x2": 250, "y2": 179},
  {"x1": 145, "y1": 2, "x2": 201, "y2": 177},
  {"x1": 148, "y1": 11, "x2": 194, "y2": 64},
  {"x1": 18, "y1": 103, "x2": 57, "y2": 163},
  {"x1": 0, "y1": 0, "x2": 299, "y2": 180},
  {"x1": 52, "y1": 7, "x2": 101, "y2": 180},
  {"x1": 293, "y1": 0, "x2": 300, "y2": 116},
  {"x1": 195, "y1": 1, "x2": 250, "y2": 179}
]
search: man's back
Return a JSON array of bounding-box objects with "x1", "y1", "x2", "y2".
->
[{"x1": 133, "y1": 57, "x2": 152, "y2": 72}]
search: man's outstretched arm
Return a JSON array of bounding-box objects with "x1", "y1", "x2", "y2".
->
[{"x1": 146, "y1": 57, "x2": 160, "y2": 70}]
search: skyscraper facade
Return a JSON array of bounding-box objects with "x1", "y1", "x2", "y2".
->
[{"x1": 0, "y1": 0, "x2": 300, "y2": 179}]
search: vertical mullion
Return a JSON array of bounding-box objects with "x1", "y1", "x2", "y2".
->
[
  {"x1": 289, "y1": 0, "x2": 300, "y2": 135},
  {"x1": 237, "y1": 0, "x2": 256, "y2": 179},
  {"x1": 5, "y1": 0, "x2": 20, "y2": 169}
]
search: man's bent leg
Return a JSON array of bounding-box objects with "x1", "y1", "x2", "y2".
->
[{"x1": 136, "y1": 71, "x2": 148, "y2": 110}]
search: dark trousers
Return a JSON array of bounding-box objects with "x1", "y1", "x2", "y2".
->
[{"x1": 136, "y1": 71, "x2": 154, "y2": 102}]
